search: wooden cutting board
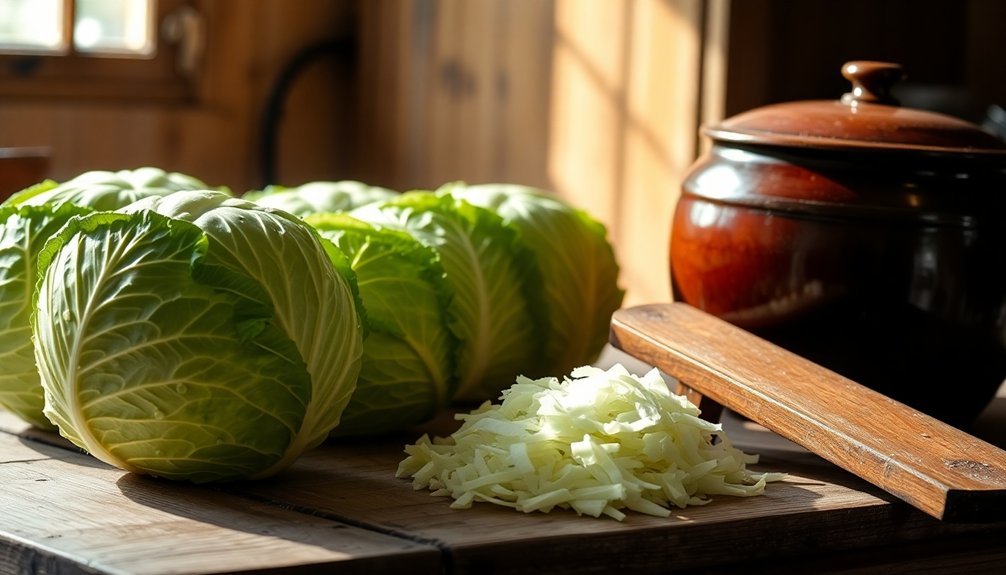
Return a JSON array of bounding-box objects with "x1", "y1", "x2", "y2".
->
[
  {"x1": 609, "y1": 303, "x2": 1006, "y2": 522},
  {"x1": 4, "y1": 377, "x2": 1006, "y2": 575}
]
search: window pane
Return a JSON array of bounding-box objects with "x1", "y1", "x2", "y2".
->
[
  {"x1": 0, "y1": 0, "x2": 66, "y2": 53},
  {"x1": 74, "y1": 0, "x2": 155, "y2": 57}
]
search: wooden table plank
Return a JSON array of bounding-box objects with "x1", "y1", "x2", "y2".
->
[
  {"x1": 0, "y1": 425, "x2": 440, "y2": 575},
  {"x1": 228, "y1": 414, "x2": 1006, "y2": 574},
  {"x1": 3, "y1": 344, "x2": 1006, "y2": 574},
  {"x1": 228, "y1": 348, "x2": 1006, "y2": 573}
]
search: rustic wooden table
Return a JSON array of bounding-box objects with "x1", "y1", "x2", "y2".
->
[{"x1": 2, "y1": 348, "x2": 1006, "y2": 575}]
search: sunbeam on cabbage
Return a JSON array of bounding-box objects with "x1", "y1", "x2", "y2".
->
[{"x1": 32, "y1": 190, "x2": 363, "y2": 482}]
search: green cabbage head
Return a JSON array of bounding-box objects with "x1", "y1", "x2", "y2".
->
[
  {"x1": 442, "y1": 183, "x2": 624, "y2": 377},
  {"x1": 245, "y1": 180, "x2": 397, "y2": 217},
  {"x1": 32, "y1": 190, "x2": 363, "y2": 482},
  {"x1": 0, "y1": 167, "x2": 212, "y2": 430},
  {"x1": 306, "y1": 213, "x2": 459, "y2": 437},
  {"x1": 7, "y1": 166, "x2": 213, "y2": 210},
  {"x1": 351, "y1": 191, "x2": 547, "y2": 402}
]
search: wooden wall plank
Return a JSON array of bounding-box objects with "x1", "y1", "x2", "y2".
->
[
  {"x1": 547, "y1": 0, "x2": 629, "y2": 234},
  {"x1": 498, "y1": 1, "x2": 554, "y2": 188},
  {"x1": 619, "y1": 0, "x2": 702, "y2": 305},
  {"x1": 355, "y1": 0, "x2": 426, "y2": 190},
  {"x1": 548, "y1": 0, "x2": 705, "y2": 306},
  {"x1": 355, "y1": 0, "x2": 555, "y2": 192},
  {"x1": 426, "y1": 0, "x2": 466, "y2": 186}
]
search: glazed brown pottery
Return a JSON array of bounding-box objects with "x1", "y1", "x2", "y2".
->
[{"x1": 670, "y1": 61, "x2": 1006, "y2": 426}]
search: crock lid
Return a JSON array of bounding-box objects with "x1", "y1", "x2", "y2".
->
[{"x1": 705, "y1": 61, "x2": 1006, "y2": 156}]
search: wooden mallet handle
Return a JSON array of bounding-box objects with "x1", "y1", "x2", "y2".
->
[{"x1": 609, "y1": 302, "x2": 1006, "y2": 522}]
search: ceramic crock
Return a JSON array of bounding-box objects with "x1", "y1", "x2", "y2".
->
[{"x1": 670, "y1": 61, "x2": 1006, "y2": 426}]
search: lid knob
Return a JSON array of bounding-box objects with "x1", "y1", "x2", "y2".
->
[{"x1": 840, "y1": 61, "x2": 904, "y2": 106}]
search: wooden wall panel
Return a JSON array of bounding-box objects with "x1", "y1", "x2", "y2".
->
[
  {"x1": 355, "y1": 0, "x2": 555, "y2": 192},
  {"x1": 547, "y1": 0, "x2": 628, "y2": 229},
  {"x1": 355, "y1": 0, "x2": 707, "y2": 307},
  {"x1": 548, "y1": 0, "x2": 705, "y2": 306},
  {"x1": 621, "y1": 0, "x2": 703, "y2": 305},
  {"x1": 353, "y1": 0, "x2": 412, "y2": 190},
  {"x1": 498, "y1": 2, "x2": 555, "y2": 189}
]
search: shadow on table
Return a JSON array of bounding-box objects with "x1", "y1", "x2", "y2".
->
[{"x1": 113, "y1": 470, "x2": 439, "y2": 573}]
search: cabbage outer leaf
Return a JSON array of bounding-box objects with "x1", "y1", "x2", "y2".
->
[
  {"x1": 0, "y1": 167, "x2": 212, "y2": 431},
  {"x1": 7, "y1": 167, "x2": 211, "y2": 210},
  {"x1": 126, "y1": 192, "x2": 364, "y2": 469},
  {"x1": 352, "y1": 192, "x2": 545, "y2": 402},
  {"x1": 308, "y1": 213, "x2": 457, "y2": 436},
  {"x1": 0, "y1": 203, "x2": 92, "y2": 429},
  {"x1": 246, "y1": 180, "x2": 397, "y2": 218},
  {"x1": 445, "y1": 183, "x2": 624, "y2": 375},
  {"x1": 34, "y1": 191, "x2": 362, "y2": 481}
]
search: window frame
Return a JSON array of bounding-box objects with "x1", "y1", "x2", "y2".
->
[{"x1": 0, "y1": 0, "x2": 198, "y2": 103}]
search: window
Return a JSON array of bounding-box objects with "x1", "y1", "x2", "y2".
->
[
  {"x1": 0, "y1": 0, "x2": 203, "y2": 102},
  {"x1": 0, "y1": 0, "x2": 155, "y2": 56}
]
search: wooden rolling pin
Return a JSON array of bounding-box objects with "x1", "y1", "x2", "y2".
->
[{"x1": 609, "y1": 302, "x2": 1006, "y2": 523}]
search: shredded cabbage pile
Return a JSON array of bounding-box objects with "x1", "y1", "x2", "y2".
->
[{"x1": 397, "y1": 364, "x2": 784, "y2": 520}]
